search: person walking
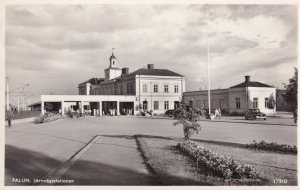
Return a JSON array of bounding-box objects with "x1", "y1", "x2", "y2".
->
[
  {"x1": 76, "y1": 109, "x2": 80, "y2": 118},
  {"x1": 218, "y1": 108, "x2": 222, "y2": 119},
  {"x1": 7, "y1": 110, "x2": 13, "y2": 128}
]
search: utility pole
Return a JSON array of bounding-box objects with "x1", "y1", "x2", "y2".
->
[
  {"x1": 17, "y1": 97, "x2": 20, "y2": 113},
  {"x1": 7, "y1": 83, "x2": 30, "y2": 112},
  {"x1": 150, "y1": 81, "x2": 153, "y2": 111},
  {"x1": 6, "y1": 77, "x2": 9, "y2": 111}
]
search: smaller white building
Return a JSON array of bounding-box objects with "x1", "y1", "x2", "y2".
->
[{"x1": 184, "y1": 76, "x2": 276, "y2": 115}]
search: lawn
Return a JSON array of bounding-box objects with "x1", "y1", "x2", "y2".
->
[{"x1": 136, "y1": 135, "x2": 297, "y2": 186}]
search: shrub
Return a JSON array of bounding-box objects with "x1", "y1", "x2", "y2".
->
[
  {"x1": 245, "y1": 140, "x2": 297, "y2": 154},
  {"x1": 177, "y1": 141, "x2": 261, "y2": 180},
  {"x1": 173, "y1": 101, "x2": 202, "y2": 140},
  {"x1": 33, "y1": 113, "x2": 61, "y2": 124},
  {"x1": 34, "y1": 115, "x2": 45, "y2": 124}
]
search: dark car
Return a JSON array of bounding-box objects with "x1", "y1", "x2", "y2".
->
[
  {"x1": 245, "y1": 109, "x2": 267, "y2": 120},
  {"x1": 164, "y1": 108, "x2": 202, "y2": 119},
  {"x1": 164, "y1": 109, "x2": 175, "y2": 117}
]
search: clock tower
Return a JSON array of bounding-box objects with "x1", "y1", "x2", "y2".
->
[{"x1": 104, "y1": 50, "x2": 122, "y2": 81}]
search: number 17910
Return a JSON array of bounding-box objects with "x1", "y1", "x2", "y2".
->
[{"x1": 273, "y1": 179, "x2": 288, "y2": 184}]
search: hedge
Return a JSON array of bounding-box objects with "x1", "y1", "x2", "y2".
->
[
  {"x1": 177, "y1": 141, "x2": 261, "y2": 179},
  {"x1": 245, "y1": 140, "x2": 297, "y2": 154}
]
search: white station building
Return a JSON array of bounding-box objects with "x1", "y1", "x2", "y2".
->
[
  {"x1": 183, "y1": 76, "x2": 276, "y2": 115},
  {"x1": 41, "y1": 53, "x2": 186, "y2": 116},
  {"x1": 41, "y1": 52, "x2": 276, "y2": 116}
]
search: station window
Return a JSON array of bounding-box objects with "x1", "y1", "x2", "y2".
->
[
  {"x1": 253, "y1": 98, "x2": 258, "y2": 108},
  {"x1": 126, "y1": 84, "x2": 130, "y2": 93},
  {"x1": 154, "y1": 101, "x2": 159, "y2": 110},
  {"x1": 235, "y1": 98, "x2": 240, "y2": 109},
  {"x1": 130, "y1": 83, "x2": 133, "y2": 93},
  {"x1": 174, "y1": 85, "x2": 179, "y2": 93},
  {"x1": 143, "y1": 84, "x2": 147, "y2": 93},
  {"x1": 154, "y1": 84, "x2": 158, "y2": 93},
  {"x1": 265, "y1": 98, "x2": 269, "y2": 108},
  {"x1": 164, "y1": 101, "x2": 169, "y2": 110},
  {"x1": 164, "y1": 85, "x2": 169, "y2": 93}
]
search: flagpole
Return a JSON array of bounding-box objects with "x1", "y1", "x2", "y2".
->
[{"x1": 206, "y1": 4, "x2": 211, "y2": 115}]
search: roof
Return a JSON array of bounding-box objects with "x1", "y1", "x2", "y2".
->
[
  {"x1": 27, "y1": 101, "x2": 41, "y2": 107},
  {"x1": 79, "y1": 78, "x2": 105, "y2": 86},
  {"x1": 128, "y1": 68, "x2": 184, "y2": 77},
  {"x1": 184, "y1": 88, "x2": 229, "y2": 94},
  {"x1": 109, "y1": 53, "x2": 116, "y2": 60},
  {"x1": 230, "y1": 81, "x2": 273, "y2": 88}
]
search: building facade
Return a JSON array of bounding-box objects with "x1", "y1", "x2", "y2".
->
[
  {"x1": 74, "y1": 53, "x2": 186, "y2": 115},
  {"x1": 184, "y1": 76, "x2": 276, "y2": 115}
]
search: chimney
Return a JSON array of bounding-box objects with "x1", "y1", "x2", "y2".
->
[
  {"x1": 147, "y1": 64, "x2": 154, "y2": 69},
  {"x1": 122, "y1": 67, "x2": 129, "y2": 75},
  {"x1": 245, "y1": 75, "x2": 250, "y2": 82}
]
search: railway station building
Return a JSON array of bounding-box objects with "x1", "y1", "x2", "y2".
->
[{"x1": 41, "y1": 53, "x2": 186, "y2": 116}]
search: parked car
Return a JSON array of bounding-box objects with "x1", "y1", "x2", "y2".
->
[
  {"x1": 164, "y1": 109, "x2": 175, "y2": 117},
  {"x1": 245, "y1": 109, "x2": 266, "y2": 120},
  {"x1": 164, "y1": 108, "x2": 202, "y2": 119}
]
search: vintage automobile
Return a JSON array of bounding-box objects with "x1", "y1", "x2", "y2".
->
[
  {"x1": 164, "y1": 108, "x2": 203, "y2": 119},
  {"x1": 245, "y1": 109, "x2": 267, "y2": 120},
  {"x1": 164, "y1": 109, "x2": 175, "y2": 117}
]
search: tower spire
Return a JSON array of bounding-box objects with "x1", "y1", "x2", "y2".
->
[{"x1": 109, "y1": 48, "x2": 117, "y2": 68}]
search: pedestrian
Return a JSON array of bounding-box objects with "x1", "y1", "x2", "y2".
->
[
  {"x1": 7, "y1": 110, "x2": 13, "y2": 128},
  {"x1": 218, "y1": 108, "x2": 222, "y2": 119},
  {"x1": 214, "y1": 108, "x2": 219, "y2": 119},
  {"x1": 77, "y1": 109, "x2": 80, "y2": 118}
]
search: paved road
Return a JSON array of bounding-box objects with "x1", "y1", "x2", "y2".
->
[{"x1": 5, "y1": 116, "x2": 297, "y2": 185}]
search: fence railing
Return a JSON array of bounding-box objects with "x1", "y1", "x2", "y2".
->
[{"x1": 5, "y1": 111, "x2": 40, "y2": 120}]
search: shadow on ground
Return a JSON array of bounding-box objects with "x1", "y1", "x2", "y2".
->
[
  {"x1": 5, "y1": 143, "x2": 211, "y2": 185},
  {"x1": 5, "y1": 145, "x2": 60, "y2": 186}
]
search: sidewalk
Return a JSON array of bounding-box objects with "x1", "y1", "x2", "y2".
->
[
  {"x1": 5, "y1": 117, "x2": 35, "y2": 126},
  {"x1": 61, "y1": 135, "x2": 156, "y2": 185}
]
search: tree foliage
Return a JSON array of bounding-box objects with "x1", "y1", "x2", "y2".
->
[
  {"x1": 283, "y1": 68, "x2": 298, "y2": 109},
  {"x1": 283, "y1": 68, "x2": 297, "y2": 124},
  {"x1": 267, "y1": 93, "x2": 276, "y2": 109},
  {"x1": 173, "y1": 101, "x2": 202, "y2": 140}
]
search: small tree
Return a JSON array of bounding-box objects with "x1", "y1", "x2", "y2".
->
[
  {"x1": 173, "y1": 101, "x2": 202, "y2": 140},
  {"x1": 267, "y1": 93, "x2": 276, "y2": 116},
  {"x1": 283, "y1": 68, "x2": 298, "y2": 124},
  {"x1": 267, "y1": 93, "x2": 276, "y2": 109}
]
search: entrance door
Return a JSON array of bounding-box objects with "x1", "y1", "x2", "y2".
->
[
  {"x1": 174, "y1": 101, "x2": 180, "y2": 109},
  {"x1": 143, "y1": 101, "x2": 148, "y2": 111}
]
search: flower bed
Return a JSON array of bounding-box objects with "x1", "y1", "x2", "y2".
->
[
  {"x1": 177, "y1": 141, "x2": 261, "y2": 180},
  {"x1": 245, "y1": 140, "x2": 297, "y2": 154},
  {"x1": 34, "y1": 113, "x2": 62, "y2": 124}
]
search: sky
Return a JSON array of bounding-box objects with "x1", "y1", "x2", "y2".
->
[{"x1": 5, "y1": 4, "x2": 298, "y2": 106}]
